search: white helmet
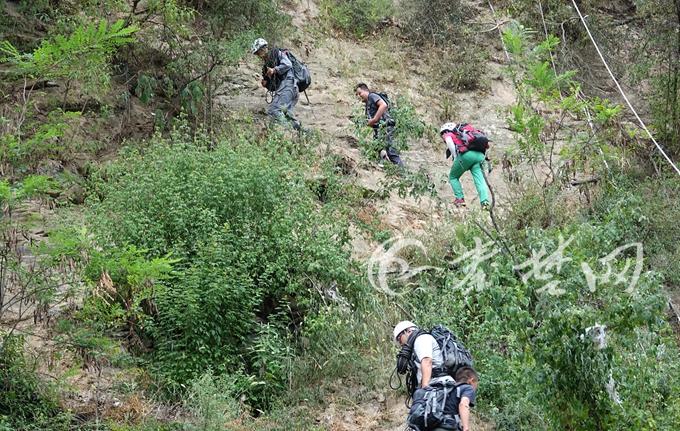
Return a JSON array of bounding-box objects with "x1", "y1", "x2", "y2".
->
[
  {"x1": 251, "y1": 38, "x2": 268, "y2": 54},
  {"x1": 440, "y1": 122, "x2": 457, "y2": 135},
  {"x1": 393, "y1": 321, "x2": 417, "y2": 345}
]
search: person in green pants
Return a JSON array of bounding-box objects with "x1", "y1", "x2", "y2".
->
[{"x1": 440, "y1": 123, "x2": 490, "y2": 209}]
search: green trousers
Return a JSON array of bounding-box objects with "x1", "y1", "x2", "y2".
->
[{"x1": 449, "y1": 150, "x2": 489, "y2": 204}]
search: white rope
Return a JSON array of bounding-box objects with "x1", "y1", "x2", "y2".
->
[
  {"x1": 538, "y1": 0, "x2": 611, "y2": 173},
  {"x1": 570, "y1": 0, "x2": 680, "y2": 176}
]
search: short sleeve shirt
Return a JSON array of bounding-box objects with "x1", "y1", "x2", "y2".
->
[
  {"x1": 366, "y1": 93, "x2": 393, "y2": 125},
  {"x1": 413, "y1": 333, "x2": 452, "y2": 386},
  {"x1": 457, "y1": 384, "x2": 476, "y2": 407},
  {"x1": 443, "y1": 383, "x2": 477, "y2": 417}
]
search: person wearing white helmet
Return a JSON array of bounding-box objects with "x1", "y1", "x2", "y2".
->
[
  {"x1": 440, "y1": 122, "x2": 490, "y2": 209},
  {"x1": 251, "y1": 37, "x2": 301, "y2": 130},
  {"x1": 395, "y1": 321, "x2": 477, "y2": 431},
  {"x1": 393, "y1": 321, "x2": 453, "y2": 389}
]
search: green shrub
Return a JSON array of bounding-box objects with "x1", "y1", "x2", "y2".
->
[
  {"x1": 394, "y1": 202, "x2": 680, "y2": 430},
  {"x1": 87, "y1": 128, "x2": 360, "y2": 409},
  {"x1": 183, "y1": 371, "x2": 241, "y2": 431},
  {"x1": 428, "y1": 41, "x2": 489, "y2": 91},
  {"x1": 0, "y1": 335, "x2": 72, "y2": 430},
  {"x1": 0, "y1": 20, "x2": 137, "y2": 96},
  {"x1": 0, "y1": 180, "x2": 10, "y2": 204},
  {"x1": 320, "y1": 0, "x2": 393, "y2": 38},
  {"x1": 399, "y1": 0, "x2": 470, "y2": 47},
  {"x1": 1, "y1": 110, "x2": 82, "y2": 170},
  {"x1": 352, "y1": 95, "x2": 425, "y2": 161},
  {"x1": 17, "y1": 175, "x2": 56, "y2": 199},
  {"x1": 592, "y1": 173, "x2": 680, "y2": 285}
]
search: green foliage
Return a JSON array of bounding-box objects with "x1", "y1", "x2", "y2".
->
[
  {"x1": 352, "y1": 95, "x2": 425, "y2": 161},
  {"x1": 400, "y1": 0, "x2": 488, "y2": 90},
  {"x1": 592, "y1": 173, "x2": 680, "y2": 285},
  {"x1": 82, "y1": 245, "x2": 178, "y2": 335},
  {"x1": 430, "y1": 42, "x2": 488, "y2": 91},
  {"x1": 403, "y1": 202, "x2": 680, "y2": 430},
  {"x1": 202, "y1": 0, "x2": 289, "y2": 42},
  {"x1": 0, "y1": 180, "x2": 10, "y2": 204},
  {"x1": 320, "y1": 0, "x2": 394, "y2": 38},
  {"x1": 87, "y1": 127, "x2": 359, "y2": 409},
  {"x1": 502, "y1": 24, "x2": 624, "y2": 223},
  {"x1": 1, "y1": 19, "x2": 137, "y2": 95},
  {"x1": 620, "y1": 0, "x2": 680, "y2": 159},
  {"x1": 17, "y1": 175, "x2": 56, "y2": 199},
  {"x1": 379, "y1": 167, "x2": 437, "y2": 202},
  {"x1": 182, "y1": 371, "x2": 241, "y2": 431},
  {"x1": 0, "y1": 110, "x2": 81, "y2": 169},
  {"x1": 135, "y1": 74, "x2": 158, "y2": 104},
  {"x1": 0, "y1": 335, "x2": 72, "y2": 430},
  {"x1": 399, "y1": 0, "x2": 470, "y2": 47}
]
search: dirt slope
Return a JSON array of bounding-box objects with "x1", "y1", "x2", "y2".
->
[
  {"x1": 219, "y1": 1, "x2": 516, "y2": 429},
  {"x1": 221, "y1": 1, "x2": 518, "y2": 262}
]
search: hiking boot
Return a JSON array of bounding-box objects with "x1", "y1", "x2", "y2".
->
[
  {"x1": 454, "y1": 198, "x2": 466, "y2": 208},
  {"x1": 481, "y1": 201, "x2": 491, "y2": 211}
]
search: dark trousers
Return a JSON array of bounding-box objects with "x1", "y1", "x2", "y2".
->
[{"x1": 373, "y1": 123, "x2": 402, "y2": 166}]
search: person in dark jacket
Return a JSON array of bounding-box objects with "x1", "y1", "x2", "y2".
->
[{"x1": 252, "y1": 38, "x2": 301, "y2": 130}]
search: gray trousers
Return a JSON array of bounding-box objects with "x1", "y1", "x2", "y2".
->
[{"x1": 268, "y1": 78, "x2": 300, "y2": 130}]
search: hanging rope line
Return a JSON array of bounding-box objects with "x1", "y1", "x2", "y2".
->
[
  {"x1": 570, "y1": 0, "x2": 680, "y2": 176},
  {"x1": 537, "y1": 0, "x2": 612, "y2": 174}
]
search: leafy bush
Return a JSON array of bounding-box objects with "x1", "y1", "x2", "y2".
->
[
  {"x1": 591, "y1": 173, "x2": 680, "y2": 285},
  {"x1": 183, "y1": 371, "x2": 241, "y2": 431},
  {"x1": 400, "y1": 0, "x2": 488, "y2": 90},
  {"x1": 320, "y1": 0, "x2": 393, "y2": 38},
  {"x1": 0, "y1": 20, "x2": 137, "y2": 96},
  {"x1": 428, "y1": 41, "x2": 489, "y2": 91},
  {"x1": 400, "y1": 210, "x2": 680, "y2": 429},
  {"x1": 87, "y1": 128, "x2": 360, "y2": 408},
  {"x1": 0, "y1": 180, "x2": 10, "y2": 204},
  {"x1": 399, "y1": 0, "x2": 470, "y2": 47},
  {"x1": 352, "y1": 95, "x2": 425, "y2": 161},
  {"x1": 1, "y1": 110, "x2": 82, "y2": 171},
  {"x1": 0, "y1": 335, "x2": 71, "y2": 430}
]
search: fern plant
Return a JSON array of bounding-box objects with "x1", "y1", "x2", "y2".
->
[{"x1": 0, "y1": 19, "x2": 137, "y2": 96}]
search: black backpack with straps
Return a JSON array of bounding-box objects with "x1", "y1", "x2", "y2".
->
[
  {"x1": 262, "y1": 48, "x2": 312, "y2": 93},
  {"x1": 396, "y1": 326, "x2": 473, "y2": 399}
]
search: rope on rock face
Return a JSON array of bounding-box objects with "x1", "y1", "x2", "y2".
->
[{"x1": 570, "y1": 0, "x2": 680, "y2": 176}]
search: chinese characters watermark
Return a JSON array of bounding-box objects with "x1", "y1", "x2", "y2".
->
[{"x1": 367, "y1": 235, "x2": 644, "y2": 297}]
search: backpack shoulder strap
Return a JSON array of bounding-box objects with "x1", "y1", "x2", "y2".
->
[
  {"x1": 368, "y1": 92, "x2": 387, "y2": 105},
  {"x1": 408, "y1": 329, "x2": 431, "y2": 363},
  {"x1": 266, "y1": 48, "x2": 282, "y2": 67}
]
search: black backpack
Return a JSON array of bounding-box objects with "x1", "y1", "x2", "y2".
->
[
  {"x1": 262, "y1": 48, "x2": 311, "y2": 93},
  {"x1": 365, "y1": 92, "x2": 392, "y2": 122},
  {"x1": 374, "y1": 92, "x2": 391, "y2": 109},
  {"x1": 284, "y1": 50, "x2": 311, "y2": 92},
  {"x1": 429, "y1": 325, "x2": 473, "y2": 377},
  {"x1": 395, "y1": 326, "x2": 473, "y2": 401}
]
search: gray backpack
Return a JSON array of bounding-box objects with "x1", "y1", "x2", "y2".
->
[
  {"x1": 407, "y1": 383, "x2": 459, "y2": 431},
  {"x1": 429, "y1": 325, "x2": 473, "y2": 377},
  {"x1": 284, "y1": 50, "x2": 311, "y2": 92}
]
